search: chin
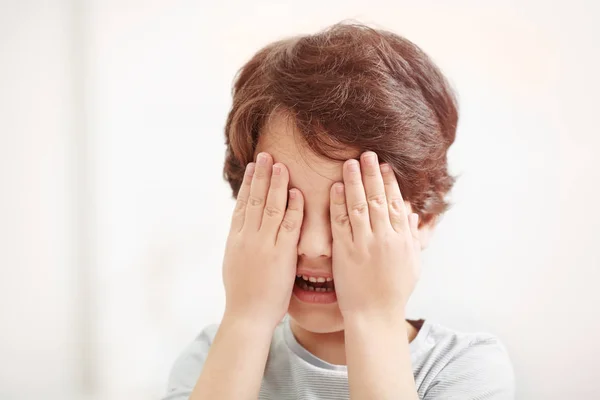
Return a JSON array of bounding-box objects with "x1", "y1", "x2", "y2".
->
[{"x1": 287, "y1": 294, "x2": 345, "y2": 333}]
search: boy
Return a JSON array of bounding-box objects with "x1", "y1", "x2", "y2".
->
[{"x1": 163, "y1": 23, "x2": 514, "y2": 400}]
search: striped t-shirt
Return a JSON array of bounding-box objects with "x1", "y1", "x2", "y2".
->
[{"x1": 163, "y1": 317, "x2": 515, "y2": 399}]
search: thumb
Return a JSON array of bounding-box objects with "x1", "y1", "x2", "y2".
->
[{"x1": 408, "y1": 213, "x2": 420, "y2": 243}]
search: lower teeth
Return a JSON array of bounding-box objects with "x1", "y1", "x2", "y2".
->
[{"x1": 299, "y1": 282, "x2": 333, "y2": 292}]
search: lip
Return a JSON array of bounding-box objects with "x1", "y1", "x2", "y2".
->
[
  {"x1": 296, "y1": 268, "x2": 333, "y2": 279},
  {"x1": 292, "y1": 282, "x2": 337, "y2": 304}
]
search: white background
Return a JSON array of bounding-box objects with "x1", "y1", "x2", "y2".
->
[{"x1": 1, "y1": 1, "x2": 599, "y2": 399}]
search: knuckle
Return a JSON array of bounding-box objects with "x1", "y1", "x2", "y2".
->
[
  {"x1": 388, "y1": 206, "x2": 401, "y2": 218},
  {"x1": 367, "y1": 193, "x2": 387, "y2": 207},
  {"x1": 248, "y1": 196, "x2": 264, "y2": 207},
  {"x1": 364, "y1": 168, "x2": 378, "y2": 177},
  {"x1": 264, "y1": 205, "x2": 282, "y2": 218},
  {"x1": 334, "y1": 213, "x2": 350, "y2": 227},
  {"x1": 235, "y1": 198, "x2": 248, "y2": 212},
  {"x1": 287, "y1": 204, "x2": 301, "y2": 212},
  {"x1": 253, "y1": 168, "x2": 267, "y2": 179},
  {"x1": 280, "y1": 218, "x2": 297, "y2": 232},
  {"x1": 389, "y1": 214, "x2": 402, "y2": 226},
  {"x1": 390, "y1": 198, "x2": 404, "y2": 211},
  {"x1": 350, "y1": 202, "x2": 368, "y2": 216}
]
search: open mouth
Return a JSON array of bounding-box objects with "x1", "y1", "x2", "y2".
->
[{"x1": 294, "y1": 274, "x2": 335, "y2": 292}]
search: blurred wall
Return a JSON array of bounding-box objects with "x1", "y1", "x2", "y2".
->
[
  {"x1": 0, "y1": 1, "x2": 80, "y2": 399},
  {"x1": 1, "y1": 1, "x2": 599, "y2": 399}
]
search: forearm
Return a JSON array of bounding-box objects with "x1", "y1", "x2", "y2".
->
[
  {"x1": 344, "y1": 313, "x2": 418, "y2": 400},
  {"x1": 190, "y1": 314, "x2": 274, "y2": 400}
]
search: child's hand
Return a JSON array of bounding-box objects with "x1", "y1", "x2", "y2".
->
[
  {"x1": 330, "y1": 151, "x2": 421, "y2": 320},
  {"x1": 222, "y1": 152, "x2": 304, "y2": 330}
]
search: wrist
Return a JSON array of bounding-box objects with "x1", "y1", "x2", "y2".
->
[
  {"x1": 343, "y1": 309, "x2": 407, "y2": 334},
  {"x1": 221, "y1": 310, "x2": 280, "y2": 338}
]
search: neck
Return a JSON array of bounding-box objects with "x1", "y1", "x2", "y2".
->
[
  {"x1": 289, "y1": 319, "x2": 419, "y2": 366},
  {"x1": 290, "y1": 320, "x2": 347, "y2": 365}
]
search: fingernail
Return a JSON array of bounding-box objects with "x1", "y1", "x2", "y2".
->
[
  {"x1": 335, "y1": 183, "x2": 344, "y2": 194},
  {"x1": 257, "y1": 153, "x2": 267, "y2": 165},
  {"x1": 380, "y1": 163, "x2": 390, "y2": 173},
  {"x1": 362, "y1": 152, "x2": 376, "y2": 166},
  {"x1": 289, "y1": 189, "x2": 297, "y2": 199},
  {"x1": 246, "y1": 163, "x2": 255, "y2": 175},
  {"x1": 347, "y1": 160, "x2": 359, "y2": 172},
  {"x1": 273, "y1": 165, "x2": 281, "y2": 175}
]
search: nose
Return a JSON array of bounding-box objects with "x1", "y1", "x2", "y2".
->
[{"x1": 297, "y1": 211, "x2": 332, "y2": 259}]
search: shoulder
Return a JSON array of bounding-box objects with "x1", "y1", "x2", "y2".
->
[
  {"x1": 413, "y1": 321, "x2": 515, "y2": 400},
  {"x1": 162, "y1": 324, "x2": 220, "y2": 400}
]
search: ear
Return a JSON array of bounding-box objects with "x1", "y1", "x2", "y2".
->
[{"x1": 404, "y1": 201, "x2": 437, "y2": 250}]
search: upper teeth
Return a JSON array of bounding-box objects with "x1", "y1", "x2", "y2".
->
[{"x1": 297, "y1": 274, "x2": 332, "y2": 282}]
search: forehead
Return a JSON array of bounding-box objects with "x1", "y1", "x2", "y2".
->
[{"x1": 256, "y1": 113, "x2": 356, "y2": 194}]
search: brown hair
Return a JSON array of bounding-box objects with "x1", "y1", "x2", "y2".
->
[{"x1": 223, "y1": 23, "x2": 458, "y2": 224}]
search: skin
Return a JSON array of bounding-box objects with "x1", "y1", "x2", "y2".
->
[{"x1": 191, "y1": 114, "x2": 437, "y2": 400}]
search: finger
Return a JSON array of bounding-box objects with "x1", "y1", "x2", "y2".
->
[
  {"x1": 276, "y1": 188, "x2": 304, "y2": 247},
  {"x1": 330, "y1": 182, "x2": 352, "y2": 241},
  {"x1": 380, "y1": 163, "x2": 410, "y2": 233},
  {"x1": 260, "y1": 163, "x2": 289, "y2": 235},
  {"x1": 343, "y1": 159, "x2": 370, "y2": 238},
  {"x1": 230, "y1": 162, "x2": 254, "y2": 232},
  {"x1": 409, "y1": 213, "x2": 421, "y2": 254},
  {"x1": 409, "y1": 213, "x2": 420, "y2": 242},
  {"x1": 244, "y1": 152, "x2": 273, "y2": 231},
  {"x1": 360, "y1": 151, "x2": 389, "y2": 233}
]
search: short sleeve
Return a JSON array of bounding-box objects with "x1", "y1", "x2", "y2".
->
[
  {"x1": 162, "y1": 324, "x2": 219, "y2": 400},
  {"x1": 423, "y1": 336, "x2": 515, "y2": 400}
]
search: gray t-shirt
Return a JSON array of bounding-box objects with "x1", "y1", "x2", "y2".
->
[{"x1": 163, "y1": 318, "x2": 515, "y2": 399}]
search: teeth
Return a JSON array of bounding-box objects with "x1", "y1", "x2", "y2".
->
[
  {"x1": 297, "y1": 284, "x2": 334, "y2": 293},
  {"x1": 299, "y1": 275, "x2": 332, "y2": 282},
  {"x1": 298, "y1": 274, "x2": 333, "y2": 284}
]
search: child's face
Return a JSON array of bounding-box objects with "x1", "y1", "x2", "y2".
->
[
  {"x1": 256, "y1": 114, "x2": 348, "y2": 333},
  {"x1": 256, "y1": 114, "x2": 431, "y2": 333}
]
